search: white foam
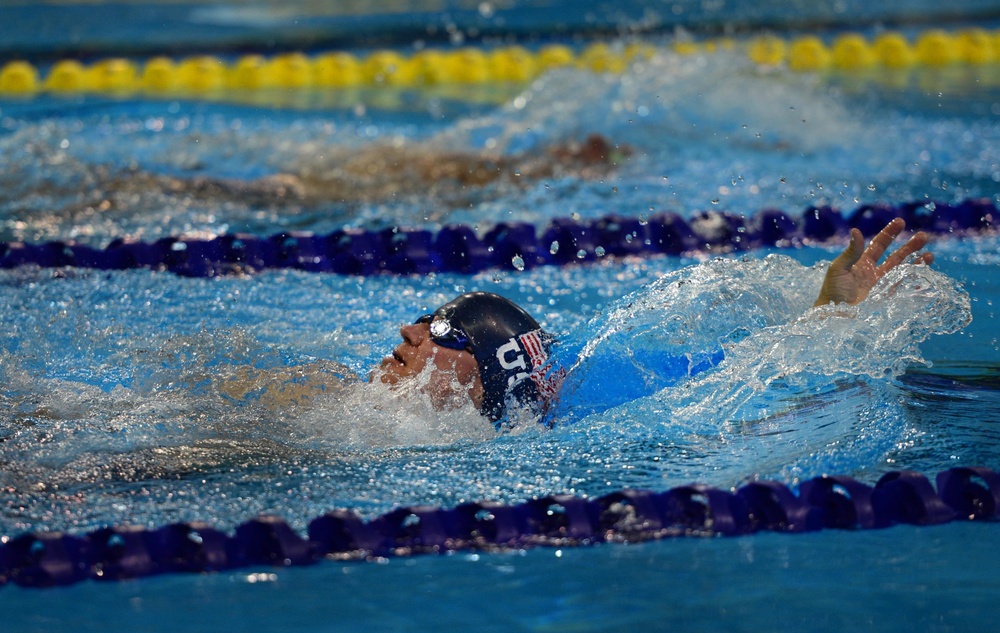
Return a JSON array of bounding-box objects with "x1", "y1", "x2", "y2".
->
[
  {"x1": 290, "y1": 368, "x2": 495, "y2": 450},
  {"x1": 650, "y1": 259, "x2": 971, "y2": 427}
]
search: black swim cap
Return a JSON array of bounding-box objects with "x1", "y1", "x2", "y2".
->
[{"x1": 418, "y1": 292, "x2": 556, "y2": 421}]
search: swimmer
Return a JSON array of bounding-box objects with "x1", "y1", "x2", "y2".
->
[
  {"x1": 213, "y1": 218, "x2": 931, "y2": 423},
  {"x1": 374, "y1": 218, "x2": 933, "y2": 424},
  {"x1": 156, "y1": 134, "x2": 628, "y2": 207},
  {"x1": 8, "y1": 134, "x2": 630, "y2": 236}
]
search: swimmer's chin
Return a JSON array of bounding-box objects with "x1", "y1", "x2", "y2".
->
[
  {"x1": 371, "y1": 357, "x2": 403, "y2": 385},
  {"x1": 369, "y1": 364, "x2": 480, "y2": 415}
]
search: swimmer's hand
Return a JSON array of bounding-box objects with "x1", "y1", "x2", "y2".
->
[{"x1": 813, "y1": 218, "x2": 934, "y2": 307}]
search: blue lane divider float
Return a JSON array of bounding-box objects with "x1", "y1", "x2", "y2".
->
[
  {"x1": 0, "y1": 198, "x2": 996, "y2": 277},
  {"x1": 1, "y1": 467, "x2": 998, "y2": 589}
]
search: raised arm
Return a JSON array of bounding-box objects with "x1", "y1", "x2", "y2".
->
[{"x1": 813, "y1": 218, "x2": 934, "y2": 307}]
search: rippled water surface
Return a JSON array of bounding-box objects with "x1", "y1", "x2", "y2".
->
[{"x1": 2, "y1": 7, "x2": 999, "y2": 631}]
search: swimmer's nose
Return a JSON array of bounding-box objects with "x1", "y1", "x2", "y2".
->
[{"x1": 399, "y1": 322, "x2": 428, "y2": 346}]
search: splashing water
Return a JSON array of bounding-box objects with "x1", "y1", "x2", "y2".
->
[
  {"x1": 3, "y1": 45, "x2": 998, "y2": 244},
  {"x1": 549, "y1": 255, "x2": 972, "y2": 483},
  {"x1": 292, "y1": 370, "x2": 495, "y2": 450},
  {"x1": 658, "y1": 257, "x2": 971, "y2": 422},
  {"x1": 0, "y1": 243, "x2": 977, "y2": 533},
  {"x1": 0, "y1": 36, "x2": 990, "y2": 534}
]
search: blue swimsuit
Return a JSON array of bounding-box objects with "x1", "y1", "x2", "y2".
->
[{"x1": 537, "y1": 334, "x2": 725, "y2": 426}]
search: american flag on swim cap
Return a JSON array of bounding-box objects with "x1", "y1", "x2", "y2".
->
[
  {"x1": 520, "y1": 330, "x2": 563, "y2": 399},
  {"x1": 519, "y1": 330, "x2": 547, "y2": 369}
]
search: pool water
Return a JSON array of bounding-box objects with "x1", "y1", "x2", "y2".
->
[
  {"x1": 7, "y1": 522, "x2": 999, "y2": 633},
  {"x1": 2, "y1": 2, "x2": 1000, "y2": 631}
]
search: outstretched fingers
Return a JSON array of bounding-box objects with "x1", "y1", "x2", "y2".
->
[
  {"x1": 813, "y1": 218, "x2": 933, "y2": 309},
  {"x1": 876, "y1": 231, "x2": 931, "y2": 275},
  {"x1": 863, "y1": 217, "x2": 906, "y2": 263}
]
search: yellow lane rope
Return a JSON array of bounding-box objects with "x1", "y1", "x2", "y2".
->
[
  {"x1": 0, "y1": 42, "x2": 659, "y2": 95},
  {"x1": 749, "y1": 28, "x2": 999, "y2": 70},
  {"x1": 1, "y1": 28, "x2": 997, "y2": 96}
]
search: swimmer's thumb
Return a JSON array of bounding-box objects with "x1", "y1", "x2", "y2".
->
[{"x1": 834, "y1": 228, "x2": 865, "y2": 271}]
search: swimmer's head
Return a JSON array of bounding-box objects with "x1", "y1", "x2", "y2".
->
[{"x1": 415, "y1": 292, "x2": 556, "y2": 422}]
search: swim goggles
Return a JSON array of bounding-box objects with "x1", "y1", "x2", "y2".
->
[{"x1": 415, "y1": 314, "x2": 471, "y2": 351}]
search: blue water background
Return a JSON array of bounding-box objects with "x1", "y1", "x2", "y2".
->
[{"x1": 1, "y1": 1, "x2": 1000, "y2": 631}]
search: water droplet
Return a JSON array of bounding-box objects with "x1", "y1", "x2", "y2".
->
[
  {"x1": 576, "y1": 249, "x2": 587, "y2": 259},
  {"x1": 549, "y1": 241, "x2": 560, "y2": 255},
  {"x1": 511, "y1": 255, "x2": 525, "y2": 271},
  {"x1": 595, "y1": 246, "x2": 606, "y2": 257}
]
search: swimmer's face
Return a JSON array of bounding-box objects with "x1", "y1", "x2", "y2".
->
[{"x1": 377, "y1": 322, "x2": 484, "y2": 411}]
